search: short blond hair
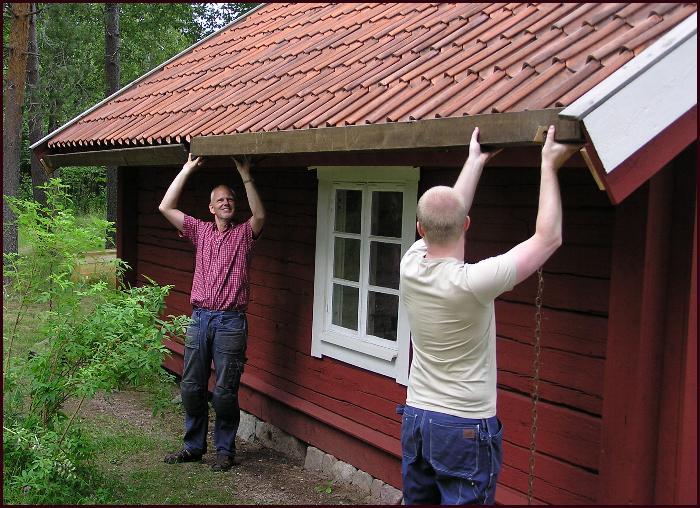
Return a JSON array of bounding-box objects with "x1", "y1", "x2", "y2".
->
[{"x1": 416, "y1": 186, "x2": 467, "y2": 246}]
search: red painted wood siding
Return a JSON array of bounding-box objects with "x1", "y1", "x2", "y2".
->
[
  {"x1": 129, "y1": 160, "x2": 614, "y2": 504},
  {"x1": 599, "y1": 148, "x2": 697, "y2": 504}
]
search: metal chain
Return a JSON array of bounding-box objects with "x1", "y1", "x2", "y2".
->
[{"x1": 527, "y1": 266, "x2": 544, "y2": 505}]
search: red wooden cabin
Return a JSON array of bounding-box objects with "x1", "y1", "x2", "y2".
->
[{"x1": 33, "y1": 4, "x2": 696, "y2": 504}]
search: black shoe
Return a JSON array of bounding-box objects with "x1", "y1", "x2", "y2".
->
[
  {"x1": 211, "y1": 453, "x2": 235, "y2": 472},
  {"x1": 164, "y1": 448, "x2": 202, "y2": 464}
]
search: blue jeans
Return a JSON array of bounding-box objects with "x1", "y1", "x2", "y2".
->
[
  {"x1": 399, "y1": 405, "x2": 503, "y2": 505},
  {"x1": 181, "y1": 307, "x2": 247, "y2": 458}
]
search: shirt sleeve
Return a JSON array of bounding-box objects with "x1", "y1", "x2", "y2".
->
[
  {"x1": 242, "y1": 220, "x2": 254, "y2": 246},
  {"x1": 466, "y1": 253, "x2": 517, "y2": 305},
  {"x1": 400, "y1": 239, "x2": 426, "y2": 274},
  {"x1": 179, "y1": 214, "x2": 203, "y2": 246},
  {"x1": 245, "y1": 218, "x2": 261, "y2": 242}
]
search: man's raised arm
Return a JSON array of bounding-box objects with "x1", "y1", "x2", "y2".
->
[
  {"x1": 453, "y1": 127, "x2": 499, "y2": 215},
  {"x1": 506, "y1": 125, "x2": 580, "y2": 285},
  {"x1": 233, "y1": 156, "x2": 266, "y2": 237},
  {"x1": 158, "y1": 153, "x2": 203, "y2": 232}
]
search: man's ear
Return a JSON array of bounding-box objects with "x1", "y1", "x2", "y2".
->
[
  {"x1": 464, "y1": 215, "x2": 471, "y2": 232},
  {"x1": 416, "y1": 221, "x2": 425, "y2": 238},
  {"x1": 209, "y1": 203, "x2": 215, "y2": 215}
]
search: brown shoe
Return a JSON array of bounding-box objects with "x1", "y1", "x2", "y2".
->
[
  {"x1": 164, "y1": 449, "x2": 202, "y2": 464},
  {"x1": 211, "y1": 453, "x2": 235, "y2": 472}
]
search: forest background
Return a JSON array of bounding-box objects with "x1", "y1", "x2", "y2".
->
[{"x1": 3, "y1": 2, "x2": 259, "y2": 252}]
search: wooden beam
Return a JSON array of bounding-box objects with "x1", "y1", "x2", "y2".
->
[
  {"x1": 43, "y1": 144, "x2": 188, "y2": 171},
  {"x1": 191, "y1": 109, "x2": 583, "y2": 156},
  {"x1": 37, "y1": 110, "x2": 582, "y2": 170}
]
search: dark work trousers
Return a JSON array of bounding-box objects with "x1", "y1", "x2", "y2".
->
[
  {"x1": 180, "y1": 307, "x2": 247, "y2": 458},
  {"x1": 399, "y1": 404, "x2": 503, "y2": 505}
]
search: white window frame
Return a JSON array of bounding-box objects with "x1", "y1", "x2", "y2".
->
[{"x1": 310, "y1": 166, "x2": 418, "y2": 385}]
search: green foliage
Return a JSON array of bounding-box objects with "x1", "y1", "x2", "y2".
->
[
  {"x1": 192, "y1": 3, "x2": 260, "y2": 35},
  {"x1": 314, "y1": 479, "x2": 334, "y2": 494},
  {"x1": 29, "y1": 3, "x2": 261, "y2": 140},
  {"x1": 119, "y1": 3, "x2": 201, "y2": 82},
  {"x1": 3, "y1": 178, "x2": 189, "y2": 504},
  {"x1": 3, "y1": 418, "x2": 112, "y2": 504},
  {"x1": 4, "y1": 178, "x2": 111, "y2": 304},
  {"x1": 24, "y1": 280, "x2": 189, "y2": 425},
  {"x1": 57, "y1": 166, "x2": 107, "y2": 214},
  {"x1": 27, "y1": 3, "x2": 262, "y2": 136}
]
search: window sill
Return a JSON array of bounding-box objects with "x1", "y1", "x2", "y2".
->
[{"x1": 320, "y1": 330, "x2": 398, "y2": 361}]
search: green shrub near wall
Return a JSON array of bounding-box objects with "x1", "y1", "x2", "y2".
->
[{"x1": 3, "y1": 179, "x2": 189, "y2": 504}]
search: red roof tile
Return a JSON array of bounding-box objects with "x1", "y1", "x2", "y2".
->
[{"x1": 46, "y1": 2, "x2": 696, "y2": 150}]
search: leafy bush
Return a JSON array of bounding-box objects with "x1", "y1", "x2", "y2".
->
[
  {"x1": 3, "y1": 178, "x2": 188, "y2": 504},
  {"x1": 55, "y1": 166, "x2": 107, "y2": 215},
  {"x1": 3, "y1": 418, "x2": 111, "y2": 504},
  {"x1": 19, "y1": 167, "x2": 106, "y2": 215}
]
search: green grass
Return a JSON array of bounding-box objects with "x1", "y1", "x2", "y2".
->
[
  {"x1": 76, "y1": 406, "x2": 254, "y2": 505},
  {"x1": 3, "y1": 300, "x2": 46, "y2": 360}
]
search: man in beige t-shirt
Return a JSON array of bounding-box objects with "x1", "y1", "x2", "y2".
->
[{"x1": 398, "y1": 126, "x2": 579, "y2": 505}]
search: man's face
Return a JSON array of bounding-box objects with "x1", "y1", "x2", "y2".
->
[{"x1": 209, "y1": 186, "x2": 236, "y2": 221}]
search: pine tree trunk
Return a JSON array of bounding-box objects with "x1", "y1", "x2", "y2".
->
[
  {"x1": 3, "y1": 3, "x2": 31, "y2": 260},
  {"x1": 105, "y1": 2, "x2": 120, "y2": 248},
  {"x1": 46, "y1": 98, "x2": 62, "y2": 182},
  {"x1": 27, "y1": 2, "x2": 48, "y2": 204}
]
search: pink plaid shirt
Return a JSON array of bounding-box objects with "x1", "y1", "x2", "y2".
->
[{"x1": 181, "y1": 214, "x2": 256, "y2": 311}]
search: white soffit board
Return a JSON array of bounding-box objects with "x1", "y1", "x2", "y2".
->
[{"x1": 561, "y1": 13, "x2": 697, "y2": 174}]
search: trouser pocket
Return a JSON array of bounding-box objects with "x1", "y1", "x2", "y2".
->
[{"x1": 429, "y1": 421, "x2": 480, "y2": 479}]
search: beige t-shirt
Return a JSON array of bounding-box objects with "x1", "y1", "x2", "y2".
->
[{"x1": 399, "y1": 239, "x2": 516, "y2": 418}]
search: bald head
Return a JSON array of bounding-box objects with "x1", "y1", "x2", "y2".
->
[
  {"x1": 416, "y1": 186, "x2": 467, "y2": 246},
  {"x1": 210, "y1": 185, "x2": 236, "y2": 204}
]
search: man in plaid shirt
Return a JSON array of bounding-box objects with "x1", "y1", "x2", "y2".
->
[{"x1": 159, "y1": 153, "x2": 265, "y2": 472}]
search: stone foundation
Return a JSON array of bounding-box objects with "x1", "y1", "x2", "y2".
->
[{"x1": 237, "y1": 411, "x2": 403, "y2": 504}]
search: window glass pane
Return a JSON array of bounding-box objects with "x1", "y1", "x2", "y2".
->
[
  {"x1": 369, "y1": 241, "x2": 400, "y2": 289},
  {"x1": 333, "y1": 237, "x2": 360, "y2": 282},
  {"x1": 332, "y1": 284, "x2": 358, "y2": 331},
  {"x1": 371, "y1": 191, "x2": 402, "y2": 238},
  {"x1": 366, "y1": 291, "x2": 398, "y2": 341},
  {"x1": 335, "y1": 189, "x2": 362, "y2": 234}
]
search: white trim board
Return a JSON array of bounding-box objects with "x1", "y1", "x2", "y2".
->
[{"x1": 561, "y1": 13, "x2": 697, "y2": 174}]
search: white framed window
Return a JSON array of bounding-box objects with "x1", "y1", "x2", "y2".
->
[{"x1": 311, "y1": 166, "x2": 418, "y2": 385}]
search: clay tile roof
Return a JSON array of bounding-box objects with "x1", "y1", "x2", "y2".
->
[{"x1": 46, "y1": 2, "x2": 696, "y2": 150}]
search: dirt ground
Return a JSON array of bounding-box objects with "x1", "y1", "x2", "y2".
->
[{"x1": 80, "y1": 389, "x2": 375, "y2": 505}]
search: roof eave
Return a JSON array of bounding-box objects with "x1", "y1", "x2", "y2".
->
[
  {"x1": 40, "y1": 144, "x2": 189, "y2": 174},
  {"x1": 560, "y1": 12, "x2": 697, "y2": 205},
  {"x1": 190, "y1": 109, "x2": 583, "y2": 157},
  {"x1": 36, "y1": 109, "x2": 584, "y2": 171}
]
